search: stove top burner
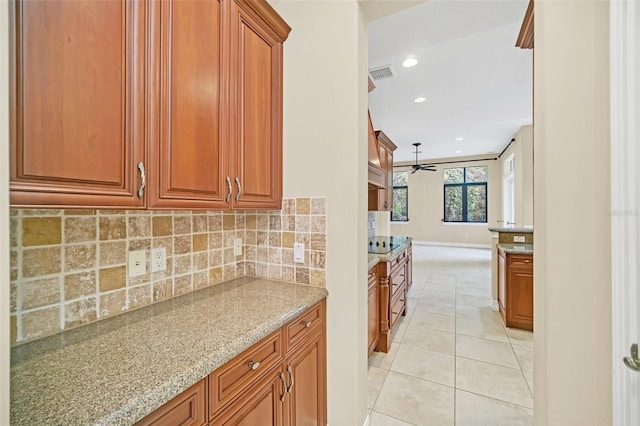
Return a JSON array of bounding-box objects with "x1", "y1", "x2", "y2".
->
[{"x1": 367, "y1": 236, "x2": 409, "y2": 254}]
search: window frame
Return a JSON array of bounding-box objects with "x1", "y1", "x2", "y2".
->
[
  {"x1": 391, "y1": 171, "x2": 409, "y2": 222},
  {"x1": 443, "y1": 167, "x2": 488, "y2": 223}
]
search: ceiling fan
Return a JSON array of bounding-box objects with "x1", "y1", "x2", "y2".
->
[{"x1": 410, "y1": 143, "x2": 436, "y2": 174}]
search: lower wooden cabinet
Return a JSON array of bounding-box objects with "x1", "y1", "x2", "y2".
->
[
  {"x1": 497, "y1": 249, "x2": 533, "y2": 331},
  {"x1": 367, "y1": 266, "x2": 379, "y2": 355},
  {"x1": 137, "y1": 300, "x2": 326, "y2": 426}
]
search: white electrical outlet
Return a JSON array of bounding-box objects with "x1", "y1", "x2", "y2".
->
[
  {"x1": 513, "y1": 235, "x2": 526, "y2": 243},
  {"x1": 293, "y1": 243, "x2": 305, "y2": 264},
  {"x1": 128, "y1": 250, "x2": 146, "y2": 277},
  {"x1": 151, "y1": 247, "x2": 167, "y2": 272},
  {"x1": 233, "y1": 238, "x2": 243, "y2": 256}
]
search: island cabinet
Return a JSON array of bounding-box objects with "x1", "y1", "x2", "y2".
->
[
  {"x1": 9, "y1": 0, "x2": 290, "y2": 210},
  {"x1": 136, "y1": 300, "x2": 326, "y2": 426},
  {"x1": 497, "y1": 249, "x2": 533, "y2": 331},
  {"x1": 375, "y1": 247, "x2": 409, "y2": 353},
  {"x1": 367, "y1": 265, "x2": 379, "y2": 355}
]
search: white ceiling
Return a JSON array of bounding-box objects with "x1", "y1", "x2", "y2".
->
[{"x1": 368, "y1": 0, "x2": 533, "y2": 163}]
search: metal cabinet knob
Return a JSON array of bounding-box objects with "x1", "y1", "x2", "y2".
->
[
  {"x1": 623, "y1": 343, "x2": 640, "y2": 372},
  {"x1": 248, "y1": 361, "x2": 260, "y2": 370},
  {"x1": 303, "y1": 320, "x2": 312, "y2": 328}
]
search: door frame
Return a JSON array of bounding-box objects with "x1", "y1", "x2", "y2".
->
[{"x1": 610, "y1": 0, "x2": 640, "y2": 423}]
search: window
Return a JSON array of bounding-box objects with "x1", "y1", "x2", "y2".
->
[
  {"x1": 443, "y1": 166, "x2": 488, "y2": 223},
  {"x1": 391, "y1": 171, "x2": 408, "y2": 222}
]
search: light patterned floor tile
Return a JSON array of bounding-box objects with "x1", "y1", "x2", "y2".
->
[
  {"x1": 369, "y1": 410, "x2": 416, "y2": 426},
  {"x1": 401, "y1": 326, "x2": 456, "y2": 355},
  {"x1": 456, "y1": 334, "x2": 520, "y2": 368},
  {"x1": 369, "y1": 341, "x2": 400, "y2": 370},
  {"x1": 507, "y1": 327, "x2": 534, "y2": 348},
  {"x1": 407, "y1": 310, "x2": 455, "y2": 334},
  {"x1": 390, "y1": 343, "x2": 455, "y2": 386},
  {"x1": 368, "y1": 366, "x2": 388, "y2": 409},
  {"x1": 455, "y1": 390, "x2": 533, "y2": 426}
]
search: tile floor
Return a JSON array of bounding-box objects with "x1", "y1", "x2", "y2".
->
[{"x1": 368, "y1": 245, "x2": 534, "y2": 426}]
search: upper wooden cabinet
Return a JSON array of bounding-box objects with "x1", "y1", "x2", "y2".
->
[
  {"x1": 9, "y1": 0, "x2": 290, "y2": 210},
  {"x1": 368, "y1": 130, "x2": 397, "y2": 211},
  {"x1": 9, "y1": 0, "x2": 146, "y2": 208}
]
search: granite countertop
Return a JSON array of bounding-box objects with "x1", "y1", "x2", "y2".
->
[
  {"x1": 10, "y1": 277, "x2": 328, "y2": 426},
  {"x1": 497, "y1": 243, "x2": 534, "y2": 254},
  {"x1": 488, "y1": 227, "x2": 534, "y2": 233},
  {"x1": 368, "y1": 254, "x2": 380, "y2": 270},
  {"x1": 369, "y1": 236, "x2": 412, "y2": 262}
]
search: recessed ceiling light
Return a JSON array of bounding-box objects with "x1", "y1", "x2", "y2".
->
[
  {"x1": 456, "y1": 150, "x2": 462, "y2": 154},
  {"x1": 402, "y1": 58, "x2": 418, "y2": 68},
  {"x1": 414, "y1": 97, "x2": 426, "y2": 103},
  {"x1": 455, "y1": 137, "x2": 464, "y2": 141}
]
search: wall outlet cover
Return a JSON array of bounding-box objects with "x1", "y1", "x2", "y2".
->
[
  {"x1": 151, "y1": 247, "x2": 167, "y2": 273},
  {"x1": 233, "y1": 238, "x2": 243, "y2": 256},
  {"x1": 293, "y1": 243, "x2": 305, "y2": 264},
  {"x1": 128, "y1": 250, "x2": 146, "y2": 278},
  {"x1": 514, "y1": 235, "x2": 526, "y2": 243}
]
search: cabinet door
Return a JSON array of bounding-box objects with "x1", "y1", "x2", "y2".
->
[
  {"x1": 211, "y1": 367, "x2": 284, "y2": 426},
  {"x1": 284, "y1": 330, "x2": 326, "y2": 426},
  {"x1": 148, "y1": 0, "x2": 229, "y2": 209},
  {"x1": 508, "y1": 266, "x2": 534, "y2": 330},
  {"x1": 136, "y1": 380, "x2": 207, "y2": 426},
  {"x1": 229, "y1": 0, "x2": 286, "y2": 209},
  {"x1": 377, "y1": 143, "x2": 390, "y2": 210},
  {"x1": 498, "y1": 251, "x2": 507, "y2": 320},
  {"x1": 10, "y1": 0, "x2": 146, "y2": 208},
  {"x1": 406, "y1": 247, "x2": 413, "y2": 292},
  {"x1": 368, "y1": 274, "x2": 379, "y2": 355}
]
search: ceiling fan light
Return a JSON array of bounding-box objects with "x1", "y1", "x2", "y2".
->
[{"x1": 402, "y1": 58, "x2": 418, "y2": 68}]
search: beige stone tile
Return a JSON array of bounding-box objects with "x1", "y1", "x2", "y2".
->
[
  {"x1": 455, "y1": 390, "x2": 533, "y2": 426},
  {"x1": 406, "y1": 310, "x2": 455, "y2": 334},
  {"x1": 256, "y1": 262, "x2": 268, "y2": 278},
  {"x1": 98, "y1": 210, "x2": 126, "y2": 215},
  {"x1": 282, "y1": 199, "x2": 295, "y2": 214},
  {"x1": 209, "y1": 232, "x2": 223, "y2": 250},
  {"x1": 99, "y1": 241, "x2": 127, "y2": 266},
  {"x1": 174, "y1": 215, "x2": 192, "y2": 235},
  {"x1": 390, "y1": 344, "x2": 455, "y2": 387},
  {"x1": 456, "y1": 315, "x2": 509, "y2": 343},
  {"x1": 368, "y1": 366, "x2": 388, "y2": 409},
  {"x1": 282, "y1": 215, "x2": 295, "y2": 231},
  {"x1": 223, "y1": 214, "x2": 235, "y2": 231},
  {"x1": 153, "y1": 279, "x2": 173, "y2": 302},
  {"x1": 99, "y1": 289, "x2": 127, "y2": 317},
  {"x1": 10, "y1": 249, "x2": 17, "y2": 271},
  {"x1": 512, "y1": 344, "x2": 534, "y2": 374},
  {"x1": 310, "y1": 233, "x2": 326, "y2": 251},
  {"x1": 456, "y1": 357, "x2": 533, "y2": 408},
  {"x1": 209, "y1": 267, "x2": 223, "y2": 285},
  {"x1": 269, "y1": 231, "x2": 281, "y2": 247},
  {"x1": 64, "y1": 272, "x2": 96, "y2": 301},
  {"x1": 23, "y1": 247, "x2": 61, "y2": 277},
  {"x1": 63, "y1": 209, "x2": 95, "y2": 216},
  {"x1": 245, "y1": 246, "x2": 256, "y2": 262},
  {"x1": 282, "y1": 249, "x2": 294, "y2": 266},
  {"x1": 401, "y1": 327, "x2": 455, "y2": 355},
  {"x1": 295, "y1": 267, "x2": 309, "y2": 284},
  {"x1": 507, "y1": 328, "x2": 534, "y2": 348},
  {"x1": 310, "y1": 216, "x2": 326, "y2": 233},
  {"x1": 193, "y1": 215, "x2": 208, "y2": 233},
  {"x1": 235, "y1": 212, "x2": 245, "y2": 229},
  {"x1": 99, "y1": 266, "x2": 126, "y2": 292},
  {"x1": 269, "y1": 215, "x2": 281, "y2": 230},
  {"x1": 256, "y1": 213, "x2": 268, "y2": 230},
  {"x1": 22, "y1": 217, "x2": 62, "y2": 246},
  {"x1": 22, "y1": 306, "x2": 61, "y2": 341},
  {"x1": 414, "y1": 299, "x2": 455, "y2": 316},
  {"x1": 369, "y1": 342, "x2": 400, "y2": 370},
  {"x1": 373, "y1": 371, "x2": 454, "y2": 425},
  {"x1": 10, "y1": 217, "x2": 18, "y2": 248},
  {"x1": 310, "y1": 197, "x2": 326, "y2": 214},
  {"x1": 128, "y1": 284, "x2": 152, "y2": 309},
  {"x1": 10, "y1": 282, "x2": 17, "y2": 313},
  {"x1": 128, "y1": 238, "x2": 150, "y2": 252},
  {"x1": 192, "y1": 233, "x2": 208, "y2": 252},
  {"x1": 22, "y1": 209, "x2": 61, "y2": 216},
  {"x1": 269, "y1": 264, "x2": 282, "y2": 281},
  {"x1": 64, "y1": 298, "x2": 97, "y2": 328},
  {"x1": 152, "y1": 237, "x2": 173, "y2": 257},
  {"x1": 223, "y1": 231, "x2": 235, "y2": 249},
  {"x1": 174, "y1": 235, "x2": 191, "y2": 255},
  {"x1": 256, "y1": 231, "x2": 268, "y2": 247},
  {"x1": 245, "y1": 214, "x2": 256, "y2": 230},
  {"x1": 295, "y1": 232, "x2": 309, "y2": 246},
  {"x1": 10, "y1": 315, "x2": 17, "y2": 344},
  {"x1": 64, "y1": 243, "x2": 96, "y2": 271},
  {"x1": 64, "y1": 217, "x2": 96, "y2": 243},
  {"x1": 152, "y1": 216, "x2": 172, "y2": 237},
  {"x1": 245, "y1": 262, "x2": 256, "y2": 277},
  {"x1": 310, "y1": 251, "x2": 326, "y2": 269},
  {"x1": 127, "y1": 215, "x2": 151, "y2": 238},
  {"x1": 295, "y1": 216, "x2": 310, "y2": 232},
  {"x1": 223, "y1": 248, "x2": 235, "y2": 264},
  {"x1": 295, "y1": 197, "x2": 310, "y2": 214},
  {"x1": 369, "y1": 411, "x2": 414, "y2": 426},
  {"x1": 269, "y1": 248, "x2": 282, "y2": 264},
  {"x1": 310, "y1": 269, "x2": 326, "y2": 286},
  {"x1": 245, "y1": 230, "x2": 257, "y2": 245},
  {"x1": 223, "y1": 264, "x2": 236, "y2": 281},
  {"x1": 193, "y1": 252, "x2": 208, "y2": 271},
  {"x1": 22, "y1": 277, "x2": 60, "y2": 310},
  {"x1": 193, "y1": 271, "x2": 209, "y2": 289},
  {"x1": 174, "y1": 255, "x2": 192, "y2": 275},
  {"x1": 209, "y1": 250, "x2": 223, "y2": 267},
  {"x1": 456, "y1": 335, "x2": 519, "y2": 368},
  {"x1": 282, "y1": 265, "x2": 295, "y2": 282},
  {"x1": 99, "y1": 217, "x2": 126, "y2": 241}
]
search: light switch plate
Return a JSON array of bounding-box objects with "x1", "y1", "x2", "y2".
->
[
  {"x1": 233, "y1": 238, "x2": 243, "y2": 256},
  {"x1": 293, "y1": 243, "x2": 305, "y2": 264},
  {"x1": 128, "y1": 250, "x2": 146, "y2": 277},
  {"x1": 513, "y1": 235, "x2": 526, "y2": 243}
]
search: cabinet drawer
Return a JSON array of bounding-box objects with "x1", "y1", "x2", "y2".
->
[
  {"x1": 508, "y1": 254, "x2": 533, "y2": 268},
  {"x1": 209, "y1": 330, "x2": 282, "y2": 417},
  {"x1": 283, "y1": 301, "x2": 325, "y2": 352},
  {"x1": 390, "y1": 250, "x2": 407, "y2": 272},
  {"x1": 390, "y1": 265, "x2": 406, "y2": 298},
  {"x1": 389, "y1": 289, "x2": 406, "y2": 330},
  {"x1": 137, "y1": 379, "x2": 206, "y2": 426},
  {"x1": 368, "y1": 266, "x2": 378, "y2": 290}
]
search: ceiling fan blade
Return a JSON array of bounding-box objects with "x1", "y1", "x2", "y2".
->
[{"x1": 410, "y1": 169, "x2": 418, "y2": 174}]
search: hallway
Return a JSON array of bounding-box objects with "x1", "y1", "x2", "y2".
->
[{"x1": 368, "y1": 245, "x2": 534, "y2": 425}]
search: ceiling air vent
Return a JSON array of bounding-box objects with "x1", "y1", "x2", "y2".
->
[{"x1": 369, "y1": 65, "x2": 394, "y2": 81}]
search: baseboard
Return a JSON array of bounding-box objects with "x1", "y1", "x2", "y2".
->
[
  {"x1": 413, "y1": 240, "x2": 491, "y2": 249},
  {"x1": 491, "y1": 299, "x2": 499, "y2": 311}
]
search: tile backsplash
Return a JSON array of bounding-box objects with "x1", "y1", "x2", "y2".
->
[{"x1": 9, "y1": 197, "x2": 327, "y2": 344}]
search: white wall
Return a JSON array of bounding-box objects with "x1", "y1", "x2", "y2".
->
[
  {"x1": 534, "y1": 0, "x2": 611, "y2": 424},
  {"x1": 500, "y1": 124, "x2": 533, "y2": 228},
  {"x1": 1, "y1": 1, "x2": 10, "y2": 423},
  {"x1": 270, "y1": 1, "x2": 369, "y2": 424},
  {"x1": 390, "y1": 157, "x2": 500, "y2": 246}
]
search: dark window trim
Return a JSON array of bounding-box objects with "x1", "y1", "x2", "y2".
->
[
  {"x1": 443, "y1": 167, "x2": 488, "y2": 223},
  {"x1": 391, "y1": 184, "x2": 409, "y2": 222}
]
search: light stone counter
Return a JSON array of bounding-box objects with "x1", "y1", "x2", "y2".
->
[
  {"x1": 497, "y1": 243, "x2": 534, "y2": 255},
  {"x1": 10, "y1": 277, "x2": 328, "y2": 426},
  {"x1": 368, "y1": 254, "x2": 380, "y2": 270}
]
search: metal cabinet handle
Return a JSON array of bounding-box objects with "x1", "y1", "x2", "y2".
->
[
  {"x1": 137, "y1": 162, "x2": 146, "y2": 198},
  {"x1": 286, "y1": 365, "x2": 294, "y2": 393},
  {"x1": 624, "y1": 343, "x2": 640, "y2": 372},
  {"x1": 235, "y1": 177, "x2": 241, "y2": 202},
  {"x1": 302, "y1": 320, "x2": 312, "y2": 328},
  {"x1": 226, "y1": 177, "x2": 232, "y2": 202},
  {"x1": 392, "y1": 311, "x2": 398, "y2": 315},
  {"x1": 279, "y1": 372, "x2": 286, "y2": 401},
  {"x1": 524, "y1": 259, "x2": 531, "y2": 263},
  {"x1": 248, "y1": 361, "x2": 260, "y2": 370}
]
